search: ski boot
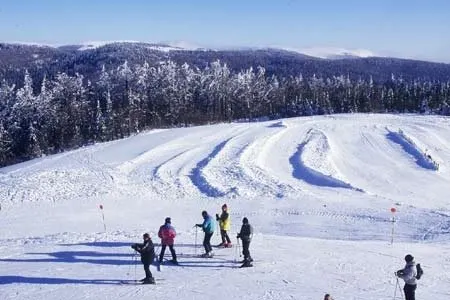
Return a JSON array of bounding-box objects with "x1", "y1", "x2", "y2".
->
[{"x1": 142, "y1": 277, "x2": 156, "y2": 284}]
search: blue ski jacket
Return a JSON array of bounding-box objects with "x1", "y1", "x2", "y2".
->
[{"x1": 200, "y1": 215, "x2": 215, "y2": 233}]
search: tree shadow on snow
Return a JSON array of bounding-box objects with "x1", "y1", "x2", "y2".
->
[
  {"x1": 59, "y1": 241, "x2": 131, "y2": 248},
  {"x1": 0, "y1": 275, "x2": 127, "y2": 285},
  {"x1": 0, "y1": 250, "x2": 137, "y2": 266}
]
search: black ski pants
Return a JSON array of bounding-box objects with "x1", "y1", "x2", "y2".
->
[
  {"x1": 242, "y1": 239, "x2": 251, "y2": 260},
  {"x1": 220, "y1": 229, "x2": 231, "y2": 244},
  {"x1": 404, "y1": 284, "x2": 416, "y2": 300},
  {"x1": 203, "y1": 232, "x2": 213, "y2": 253},
  {"x1": 159, "y1": 244, "x2": 177, "y2": 261},
  {"x1": 141, "y1": 259, "x2": 153, "y2": 279}
]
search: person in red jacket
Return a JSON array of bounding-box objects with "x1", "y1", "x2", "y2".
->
[{"x1": 158, "y1": 217, "x2": 178, "y2": 264}]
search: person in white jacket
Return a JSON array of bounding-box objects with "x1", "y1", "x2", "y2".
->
[{"x1": 396, "y1": 254, "x2": 417, "y2": 300}]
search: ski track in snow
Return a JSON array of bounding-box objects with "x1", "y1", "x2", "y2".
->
[
  {"x1": 289, "y1": 128, "x2": 364, "y2": 191},
  {"x1": 188, "y1": 138, "x2": 235, "y2": 197},
  {"x1": 385, "y1": 128, "x2": 438, "y2": 170}
]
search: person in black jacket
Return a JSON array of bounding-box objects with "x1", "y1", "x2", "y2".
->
[
  {"x1": 237, "y1": 217, "x2": 253, "y2": 267},
  {"x1": 131, "y1": 233, "x2": 156, "y2": 284}
]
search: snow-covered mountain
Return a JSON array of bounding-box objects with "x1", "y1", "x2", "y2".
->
[
  {"x1": 291, "y1": 46, "x2": 377, "y2": 59},
  {"x1": 1, "y1": 114, "x2": 449, "y2": 299}
]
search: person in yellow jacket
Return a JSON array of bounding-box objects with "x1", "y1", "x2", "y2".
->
[{"x1": 216, "y1": 204, "x2": 232, "y2": 247}]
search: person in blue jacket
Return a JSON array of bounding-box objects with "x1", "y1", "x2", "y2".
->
[{"x1": 195, "y1": 210, "x2": 215, "y2": 257}]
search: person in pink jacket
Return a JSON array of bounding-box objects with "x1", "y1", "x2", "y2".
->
[{"x1": 158, "y1": 217, "x2": 178, "y2": 264}]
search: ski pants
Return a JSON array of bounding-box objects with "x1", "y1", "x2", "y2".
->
[
  {"x1": 203, "y1": 232, "x2": 213, "y2": 253},
  {"x1": 142, "y1": 259, "x2": 153, "y2": 279},
  {"x1": 220, "y1": 229, "x2": 231, "y2": 244},
  {"x1": 404, "y1": 284, "x2": 416, "y2": 300},
  {"x1": 159, "y1": 244, "x2": 177, "y2": 261},
  {"x1": 242, "y1": 239, "x2": 251, "y2": 260}
]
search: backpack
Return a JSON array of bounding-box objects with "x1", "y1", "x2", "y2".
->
[{"x1": 416, "y1": 263, "x2": 424, "y2": 280}]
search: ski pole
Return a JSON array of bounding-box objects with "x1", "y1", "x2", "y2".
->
[
  {"x1": 393, "y1": 274, "x2": 398, "y2": 300},
  {"x1": 393, "y1": 275, "x2": 404, "y2": 300},
  {"x1": 397, "y1": 277, "x2": 404, "y2": 300},
  {"x1": 126, "y1": 249, "x2": 135, "y2": 277},
  {"x1": 237, "y1": 237, "x2": 241, "y2": 257},
  {"x1": 194, "y1": 226, "x2": 198, "y2": 255},
  {"x1": 235, "y1": 237, "x2": 239, "y2": 261}
]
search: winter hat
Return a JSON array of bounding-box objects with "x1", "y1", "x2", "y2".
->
[
  {"x1": 165, "y1": 217, "x2": 171, "y2": 224},
  {"x1": 243, "y1": 217, "x2": 248, "y2": 224},
  {"x1": 222, "y1": 204, "x2": 228, "y2": 210},
  {"x1": 405, "y1": 254, "x2": 414, "y2": 262},
  {"x1": 201, "y1": 210, "x2": 208, "y2": 217},
  {"x1": 143, "y1": 233, "x2": 150, "y2": 239}
]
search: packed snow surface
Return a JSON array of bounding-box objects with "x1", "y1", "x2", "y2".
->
[{"x1": 1, "y1": 114, "x2": 450, "y2": 299}]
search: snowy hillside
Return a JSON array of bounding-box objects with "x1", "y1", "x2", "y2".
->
[
  {"x1": 295, "y1": 47, "x2": 376, "y2": 59},
  {"x1": 1, "y1": 114, "x2": 450, "y2": 300}
]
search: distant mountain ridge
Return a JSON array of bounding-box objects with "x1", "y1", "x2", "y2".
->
[{"x1": 1, "y1": 41, "x2": 450, "y2": 84}]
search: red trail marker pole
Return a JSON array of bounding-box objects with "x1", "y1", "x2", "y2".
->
[
  {"x1": 99, "y1": 204, "x2": 106, "y2": 233},
  {"x1": 390, "y1": 207, "x2": 396, "y2": 245}
]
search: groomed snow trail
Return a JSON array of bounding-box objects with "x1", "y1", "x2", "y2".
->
[{"x1": 1, "y1": 114, "x2": 450, "y2": 300}]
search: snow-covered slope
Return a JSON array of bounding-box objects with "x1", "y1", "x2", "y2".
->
[
  {"x1": 282, "y1": 46, "x2": 377, "y2": 59},
  {"x1": 1, "y1": 114, "x2": 450, "y2": 300}
]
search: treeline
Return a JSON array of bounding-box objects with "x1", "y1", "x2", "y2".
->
[{"x1": 1, "y1": 60, "x2": 450, "y2": 167}]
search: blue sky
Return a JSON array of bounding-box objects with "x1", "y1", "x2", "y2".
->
[{"x1": 0, "y1": 0, "x2": 449, "y2": 62}]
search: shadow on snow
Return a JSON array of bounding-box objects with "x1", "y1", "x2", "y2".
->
[{"x1": 0, "y1": 276, "x2": 128, "y2": 285}]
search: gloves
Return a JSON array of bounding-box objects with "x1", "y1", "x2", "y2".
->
[
  {"x1": 216, "y1": 214, "x2": 220, "y2": 221},
  {"x1": 236, "y1": 234, "x2": 240, "y2": 239},
  {"x1": 396, "y1": 270, "x2": 404, "y2": 277},
  {"x1": 131, "y1": 244, "x2": 138, "y2": 250},
  {"x1": 195, "y1": 224, "x2": 202, "y2": 228}
]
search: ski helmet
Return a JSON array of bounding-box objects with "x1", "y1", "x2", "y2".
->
[
  {"x1": 243, "y1": 217, "x2": 248, "y2": 224},
  {"x1": 405, "y1": 254, "x2": 414, "y2": 262},
  {"x1": 143, "y1": 233, "x2": 150, "y2": 239},
  {"x1": 165, "y1": 217, "x2": 171, "y2": 224}
]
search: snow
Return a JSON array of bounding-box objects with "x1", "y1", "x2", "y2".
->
[
  {"x1": 279, "y1": 46, "x2": 377, "y2": 59},
  {"x1": 1, "y1": 114, "x2": 450, "y2": 299},
  {"x1": 77, "y1": 41, "x2": 142, "y2": 51},
  {"x1": 76, "y1": 41, "x2": 195, "y2": 52}
]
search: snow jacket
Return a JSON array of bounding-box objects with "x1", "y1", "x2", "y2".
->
[
  {"x1": 198, "y1": 215, "x2": 215, "y2": 234},
  {"x1": 237, "y1": 223, "x2": 253, "y2": 242},
  {"x1": 158, "y1": 224, "x2": 176, "y2": 246},
  {"x1": 133, "y1": 239, "x2": 155, "y2": 264},
  {"x1": 217, "y1": 211, "x2": 231, "y2": 231},
  {"x1": 398, "y1": 261, "x2": 417, "y2": 285}
]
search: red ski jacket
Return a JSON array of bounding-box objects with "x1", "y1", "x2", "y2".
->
[{"x1": 158, "y1": 224, "x2": 176, "y2": 246}]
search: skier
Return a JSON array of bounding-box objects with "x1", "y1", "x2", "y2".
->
[
  {"x1": 323, "y1": 294, "x2": 334, "y2": 300},
  {"x1": 195, "y1": 210, "x2": 215, "y2": 257},
  {"x1": 237, "y1": 217, "x2": 253, "y2": 267},
  {"x1": 158, "y1": 217, "x2": 177, "y2": 264},
  {"x1": 216, "y1": 203, "x2": 232, "y2": 247},
  {"x1": 131, "y1": 233, "x2": 156, "y2": 284},
  {"x1": 396, "y1": 254, "x2": 417, "y2": 300}
]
